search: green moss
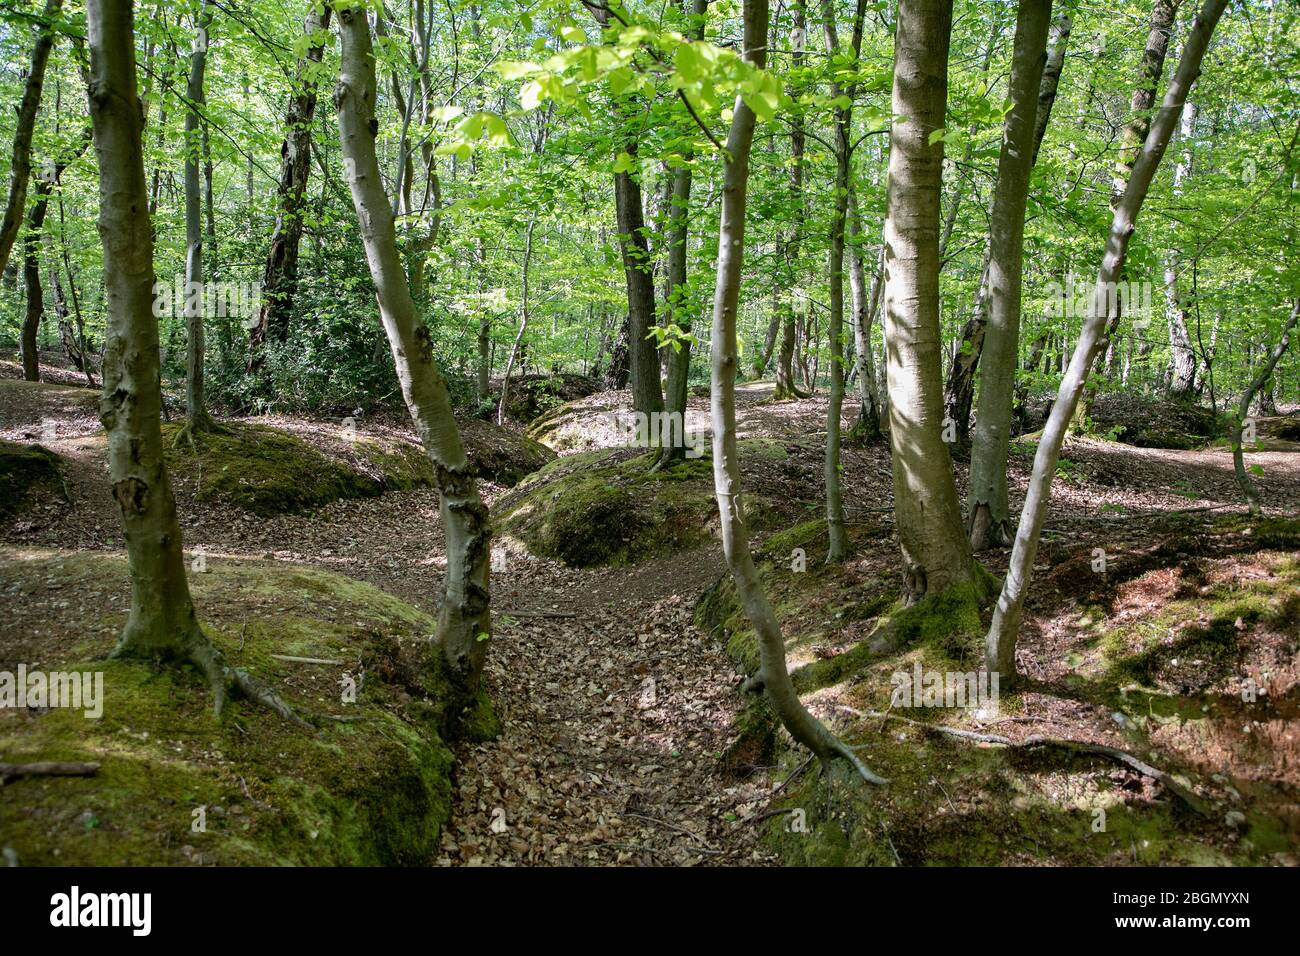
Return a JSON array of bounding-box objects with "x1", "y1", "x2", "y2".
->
[
  {"x1": 161, "y1": 422, "x2": 433, "y2": 516},
  {"x1": 762, "y1": 718, "x2": 1247, "y2": 867},
  {"x1": 718, "y1": 699, "x2": 779, "y2": 779},
  {"x1": 0, "y1": 549, "x2": 476, "y2": 866},
  {"x1": 0, "y1": 440, "x2": 62, "y2": 517},
  {"x1": 494, "y1": 442, "x2": 782, "y2": 567}
]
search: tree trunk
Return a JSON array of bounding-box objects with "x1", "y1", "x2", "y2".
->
[
  {"x1": 182, "y1": 1, "x2": 214, "y2": 433},
  {"x1": 497, "y1": 216, "x2": 537, "y2": 425},
  {"x1": 1232, "y1": 300, "x2": 1299, "y2": 514},
  {"x1": 657, "y1": 0, "x2": 709, "y2": 468},
  {"x1": 613, "y1": 144, "x2": 665, "y2": 416},
  {"x1": 1073, "y1": 0, "x2": 1181, "y2": 430},
  {"x1": 335, "y1": 7, "x2": 491, "y2": 692},
  {"x1": 942, "y1": 8, "x2": 1069, "y2": 450},
  {"x1": 248, "y1": 4, "x2": 333, "y2": 372},
  {"x1": 773, "y1": 0, "x2": 810, "y2": 402},
  {"x1": 753, "y1": 305, "x2": 781, "y2": 378},
  {"x1": 819, "y1": 0, "x2": 867, "y2": 560},
  {"x1": 985, "y1": 0, "x2": 1229, "y2": 679},
  {"x1": 848, "y1": 193, "x2": 883, "y2": 441},
  {"x1": 21, "y1": 196, "x2": 46, "y2": 382},
  {"x1": 0, "y1": 0, "x2": 63, "y2": 281},
  {"x1": 1164, "y1": 99, "x2": 1199, "y2": 398},
  {"x1": 882, "y1": 0, "x2": 979, "y2": 602},
  {"x1": 87, "y1": 0, "x2": 294, "y2": 719},
  {"x1": 966, "y1": 0, "x2": 1054, "y2": 552},
  {"x1": 709, "y1": 0, "x2": 884, "y2": 784}
]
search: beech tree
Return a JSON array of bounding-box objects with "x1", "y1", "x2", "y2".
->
[
  {"x1": 708, "y1": 0, "x2": 883, "y2": 785},
  {"x1": 86, "y1": 0, "x2": 293, "y2": 719},
  {"x1": 881, "y1": 0, "x2": 980, "y2": 603},
  {"x1": 0, "y1": 0, "x2": 63, "y2": 281},
  {"x1": 985, "y1": 0, "x2": 1231, "y2": 680},
  {"x1": 965, "y1": 0, "x2": 1053, "y2": 551},
  {"x1": 247, "y1": 4, "x2": 333, "y2": 374},
  {"x1": 334, "y1": 2, "x2": 491, "y2": 691}
]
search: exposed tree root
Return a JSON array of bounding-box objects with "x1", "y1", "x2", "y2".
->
[
  {"x1": 113, "y1": 630, "x2": 310, "y2": 728},
  {"x1": 853, "y1": 708, "x2": 1211, "y2": 816}
]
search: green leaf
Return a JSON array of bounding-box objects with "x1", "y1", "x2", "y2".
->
[
  {"x1": 520, "y1": 79, "x2": 546, "y2": 111},
  {"x1": 496, "y1": 61, "x2": 539, "y2": 81}
]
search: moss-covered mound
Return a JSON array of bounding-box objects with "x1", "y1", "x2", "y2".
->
[
  {"x1": 161, "y1": 421, "x2": 434, "y2": 516},
  {"x1": 457, "y1": 417, "x2": 556, "y2": 485},
  {"x1": 1068, "y1": 393, "x2": 1225, "y2": 449},
  {"x1": 0, "y1": 548, "x2": 488, "y2": 866},
  {"x1": 488, "y1": 373, "x2": 601, "y2": 425},
  {"x1": 0, "y1": 441, "x2": 62, "y2": 518},
  {"x1": 493, "y1": 441, "x2": 790, "y2": 567},
  {"x1": 696, "y1": 515, "x2": 1300, "y2": 865}
]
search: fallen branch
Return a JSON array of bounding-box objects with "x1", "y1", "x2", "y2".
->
[
  {"x1": 0, "y1": 761, "x2": 100, "y2": 784},
  {"x1": 270, "y1": 654, "x2": 343, "y2": 665}
]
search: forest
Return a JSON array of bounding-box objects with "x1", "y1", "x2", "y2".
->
[{"x1": 0, "y1": 0, "x2": 1297, "y2": 876}]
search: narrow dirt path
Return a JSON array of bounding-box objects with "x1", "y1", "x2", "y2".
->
[{"x1": 436, "y1": 545, "x2": 778, "y2": 866}]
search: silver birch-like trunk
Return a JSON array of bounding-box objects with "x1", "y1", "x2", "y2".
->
[
  {"x1": 985, "y1": 0, "x2": 1230, "y2": 678},
  {"x1": 335, "y1": 8, "x2": 491, "y2": 690},
  {"x1": 966, "y1": 0, "x2": 1053, "y2": 552},
  {"x1": 709, "y1": 0, "x2": 884, "y2": 784}
]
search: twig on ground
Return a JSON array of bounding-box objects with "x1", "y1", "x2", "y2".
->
[{"x1": 0, "y1": 761, "x2": 100, "y2": 783}]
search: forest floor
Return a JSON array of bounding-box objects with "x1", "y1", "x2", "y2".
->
[{"x1": 3, "y1": 354, "x2": 1299, "y2": 865}]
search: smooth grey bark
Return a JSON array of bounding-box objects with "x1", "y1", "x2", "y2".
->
[
  {"x1": 248, "y1": 4, "x2": 333, "y2": 372},
  {"x1": 966, "y1": 0, "x2": 1053, "y2": 552},
  {"x1": 847, "y1": 193, "x2": 883, "y2": 440},
  {"x1": 0, "y1": 0, "x2": 63, "y2": 281},
  {"x1": 819, "y1": 0, "x2": 867, "y2": 560},
  {"x1": 985, "y1": 0, "x2": 1230, "y2": 679},
  {"x1": 497, "y1": 216, "x2": 537, "y2": 425},
  {"x1": 774, "y1": 0, "x2": 810, "y2": 401},
  {"x1": 182, "y1": 1, "x2": 213, "y2": 433},
  {"x1": 882, "y1": 0, "x2": 978, "y2": 602},
  {"x1": 657, "y1": 0, "x2": 709, "y2": 468},
  {"x1": 335, "y1": 7, "x2": 491, "y2": 691},
  {"x1": 87, "y1": 0, "x2": 295, "y2": 720},
  {"x1": 709, "y1": 0, "x2": 884, "y2": 785},
  {"x1": 1231, "y1": 300, "x2": 1299, "y2": 515},
  {"x1": 1164, "y1": 99, "x2": 1199, "y2": 398},
  {"x1": 942, "y1": 8, "x2": 1070, "y2": 451}
]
